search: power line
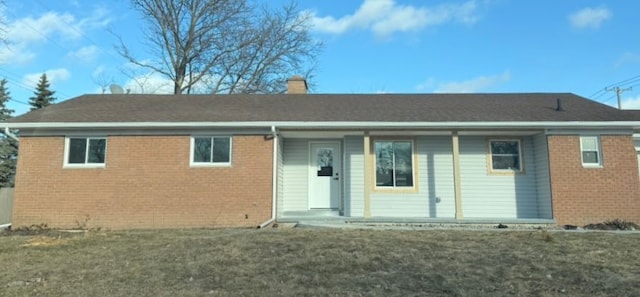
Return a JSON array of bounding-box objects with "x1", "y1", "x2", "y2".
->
[
  {"x1": 591, "y1": 74, "x2": 640, "y2": 105},
  {"x1": 33, "y1": 0, "x2": 126, "y2": 64},
  {"x1": 601, "y1": 93, "x2": 618, "y2": 104},
  {"x1": 608, "y1": 75, "x2": 640, "y2": 88}
]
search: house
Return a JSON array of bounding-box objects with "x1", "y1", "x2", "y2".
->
[{"x1": 3, "y1": 77, "x2": 640, "y2": 229}]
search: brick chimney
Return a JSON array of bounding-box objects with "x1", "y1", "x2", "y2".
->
[{"x1": 287, "y1": 75, "x2": 307, "y2": 94}]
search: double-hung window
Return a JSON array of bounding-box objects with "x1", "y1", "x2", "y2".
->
[
  {"x1": 580, "y1": 136, "x2": 601, "y2": 166},
  {"x1": 191, "y1": 136, "x2": 232, "y2": 166},
  {"x1": 489, "y1": 139, "x2": 522, "y2": 172},
  {"x1": 65, "y1": 137, "x2": 107, "y2": 167},
  {"x1": 374, "y1": 140, "x2": 414, "y2": 189}
]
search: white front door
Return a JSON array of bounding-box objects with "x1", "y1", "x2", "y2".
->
[{"x1": 308, "y1": 142, "x2": 341, "y2": 209}]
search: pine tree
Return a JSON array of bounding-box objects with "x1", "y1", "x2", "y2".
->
[
  {"x1": 29, "y1": 73, "x2": 56, "y2": 111},
  {"x1": 0, "y1": 78, "x2": 17, "y2": 187}
]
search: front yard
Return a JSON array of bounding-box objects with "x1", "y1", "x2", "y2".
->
[{"x1": 1, "y1": 227, "x2": 638, "y2": 296}]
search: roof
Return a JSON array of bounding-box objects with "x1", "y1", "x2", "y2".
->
[{"x1": 6, "y1": 93, "x2": 640, "y2": 129}]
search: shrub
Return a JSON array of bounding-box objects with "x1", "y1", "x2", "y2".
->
[{"x1": 584, "y1": 219, "x2": 638, "y2": 231}]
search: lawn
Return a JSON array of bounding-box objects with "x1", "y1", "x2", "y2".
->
[{"x1": 1, "y1": 227, "x2": 638, "y2": 297}]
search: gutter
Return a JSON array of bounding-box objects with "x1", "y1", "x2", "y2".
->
[
  {"x1": 5, "y1": 121, "x2": 640, "y2": 130},
  {"x1": 0, "y1": 223, "x2": 10, "y2": 229},
  {"x1": 3, "y1": 127, "x2": 18, "y2": 142},
  {"x1": 258, "y1": 125, "x2": 278, "y2": 229}
]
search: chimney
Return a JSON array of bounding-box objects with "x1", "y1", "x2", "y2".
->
[{"x1": 287, "y1": 75, "x2": 307, "y2": 94}]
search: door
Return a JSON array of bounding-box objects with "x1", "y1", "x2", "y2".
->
[{"x1": 308, "y1": 142, "x2": 341, "y2": 209}]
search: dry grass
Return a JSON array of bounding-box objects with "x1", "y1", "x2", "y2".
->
[{"x1": 1, "y1": 227, "x2": 638, "y2": 297}]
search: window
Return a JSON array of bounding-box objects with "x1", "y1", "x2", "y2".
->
[
  {"x1": 191, "y1": 136, "x2": 231, "y2": 166},
  {"x1": 580, "y1": 136, "x2": 601, "y2": 166},
  {"x1": 65, "y1": 137, "x2": 107, "y2": 166},
  {"x1": 489, "y1": 139, "x2": 522, "y2": 172},
  {"x1": 374, "y1": 140, "x2": 414, "y2": 188}
]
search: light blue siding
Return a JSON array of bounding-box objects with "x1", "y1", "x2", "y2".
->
[
  {"x1": 533, "y1": 133, "x2": 552, "y2": 219},
  {"x1": 344, "y1": 136, "x2": 364, "y2": 217},
  {"x1": 280, "y1": 134, "x2": 550, "y2": 220},
  {"x1": 459, "y1": 136, "x2": 540, "y2": 219},
  {"x1": 276, "y1": 137, "x2": 285, "y2": 217},
  {"x1": 370, "y1": 136, "x2": 456, "y2": 218},
  {"x1": 281, "y1": 139, "x2": 308, "y2": 211}
]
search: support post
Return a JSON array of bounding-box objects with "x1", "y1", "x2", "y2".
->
[
  {"x1": 452, "y1": 131, "x2": 463, "y2": 220},
  {"x1": 363, "y1": 131, "x2": 372, "y2": 218}
]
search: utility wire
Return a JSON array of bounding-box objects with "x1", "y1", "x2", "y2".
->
[
  {"x1": 590, "y1": 74, "x2": 640, "y2": 103},
  {"x1": 33, "y1": 0, "x2": 126, "y2": 64}
]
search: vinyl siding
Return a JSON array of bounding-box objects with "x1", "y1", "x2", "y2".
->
[
  {"x1": 533, "y1": 133, "x2": 552, "y2": 219},
  {"x1": 344, "y1": 136, "x2": 364, "y2": 217},
  {"x1": 369, "y1": 136, "x2": 456, "y2": 218},
  {"x1": 459, "y1": 136, "x2": 539, "y2": 219},
  {"x1": 276, "y1": 137, "x2": 285, "y2": 217},
  {"x1": 281, "y1": 138, "x2": 308, "y2": 211}
]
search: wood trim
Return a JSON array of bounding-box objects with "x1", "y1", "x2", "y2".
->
[
  {"x1": 369, "y1": 137, "x2": 419, "y2": 194},
  {"x1": 486, "y1": 138, "x2": 526, "y2": 175},
  {"x1": 363, "y1": 132, "x2": 372, "y2": 218},
  {"x1": 452, "y1": 132, "x2": 463, "y2": 220}
]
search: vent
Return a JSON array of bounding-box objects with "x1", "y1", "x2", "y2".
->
[{"x1": 556, "y1": 98, "x2": 565, "y2": 112}]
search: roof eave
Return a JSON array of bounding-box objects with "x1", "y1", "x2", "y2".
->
[{"x1": 3, "y1": 121, "x2": 640, "y2": 130}]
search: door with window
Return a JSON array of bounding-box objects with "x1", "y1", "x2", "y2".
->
[{"x1": 308, "y1": 142, "x2": 341, "y2": 209}]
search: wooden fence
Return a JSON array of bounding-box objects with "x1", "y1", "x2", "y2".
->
[{"x1": 0, "y1": 188, "x2": 14, "y2": 227}]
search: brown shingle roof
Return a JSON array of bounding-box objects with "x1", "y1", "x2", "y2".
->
[{"x1": 8, "y1": 93, "x2": 640, "y2": 124}]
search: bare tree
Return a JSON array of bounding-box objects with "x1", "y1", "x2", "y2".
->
[
  {"x1": 92, "y1": 70, "x2": 114, "y2": 94},
  {"x1": 117, "y1": 0, "x2": 320, "y2": 95},
  {"x1": 0, "y1": 0, "x2": 6, "y2": 45}
]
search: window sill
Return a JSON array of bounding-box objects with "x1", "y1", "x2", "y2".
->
[
  {"x1": 582, "y1": 164, "x2": 603, "y2": 168},
  {"x1": 488, "y1": 169, "x2": 525, "y2": 176},
  {"x1": 190, "y1": 163, "x2": 232, "y2": 168},
  {"x1": 373, "y1": 187, "x2": 418, "y2": 194},
  {"x1": 63, "y1": 164, "x2": 105, "y2": 169}
]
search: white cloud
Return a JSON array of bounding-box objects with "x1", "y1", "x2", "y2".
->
[
  {"x1": 92, "y1": 65, "x2": 106, "y2": 78},
  {"x1": 9, "y1": 12, "x2": 82, "y2": 44},
  {"x1": 123, "y1": 72, "x2": 174, "y2": 94},
  {"x1": 432, "y1": 71, "x2": 511, "y2": 93},
  {"x1": 23, "y1": 68, "x2": 71, "y2": 86},
  {"x1": 614, "y1": 52, "x2": 640, "y2": 68},
  {"x1": 620, "y1": 96, "x2": 640, "y2": 110},
  {"x1": 569, "y1": 7, "x2": 611, "y2": 29},
  {"x1": 0, "y1": 8, "x2": 111, "y2": 65},
  {"x1": 67, "y1": 45, "x2": 100, "y2": 63},
  {"x1": 309, "y1": 0, "x2": 479, "y2": 37},
  {"x1": 0, "y1": 47, "x2": 36, "y2": 65}
]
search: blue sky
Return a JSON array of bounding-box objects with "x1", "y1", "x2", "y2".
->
[{"x1": 1, "y1": 0, "x2": 639, "y2": 116}]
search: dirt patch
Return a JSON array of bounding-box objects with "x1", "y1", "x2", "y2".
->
[{"x1": 21, "y1": 236, "x2": 72, "y2": 247}]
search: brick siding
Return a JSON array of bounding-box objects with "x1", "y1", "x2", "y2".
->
[
  {"x1": 548, "y1": 135, "x2": 640, "y2": 226},
  {"x1": 12, "y1": 135, "x2": 273, "y2": 229}
]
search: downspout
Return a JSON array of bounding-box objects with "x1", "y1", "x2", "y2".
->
[
  {"x1": 258, "y1": 125, "x2": 278, "y2": 228},
  {"x1": 4, "y1": 127, "x2": 19, "y2": 142}
]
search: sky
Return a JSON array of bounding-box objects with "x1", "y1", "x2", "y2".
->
[{"x1": 1, "y1": 0, "x2": 639, "y2": 116}]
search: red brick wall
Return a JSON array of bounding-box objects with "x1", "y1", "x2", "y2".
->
[
  {"x1": 548, "y1": 135, "x2": 640, "y2": 226},
  {"x1": 12, "y1": 135, "x2": 273, "y2": 229}
]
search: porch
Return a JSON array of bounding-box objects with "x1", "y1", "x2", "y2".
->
[{"x1": 276, "y1": 130, "x2": 554, "y2": 222}]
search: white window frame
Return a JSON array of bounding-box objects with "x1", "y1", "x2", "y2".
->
[
  {"x1": 580, "y1": 136, "x2": 602, "y2": 167},
  {"x1": 190, "y1": 136, "x2": 232, "y2": 167},
  {"x1": 372, "y1": 139, "x2": 416, "y2": 191},
  {"x1": 63, "y1": 137, "x2": 107, "y2": 168},
  {"x1": 488, "y1": 139, "x2": 523, "y2": 173}
]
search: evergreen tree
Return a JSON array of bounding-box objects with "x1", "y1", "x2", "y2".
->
[
  {"x1": 0, "y1": 78, "x2": 17, "y2": 187},
  {"x1": 29, "y1": 73, "x2": 56, "y2": 111}
]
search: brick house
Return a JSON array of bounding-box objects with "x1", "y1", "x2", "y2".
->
[{"x1": 3, "y1": 77, "x2": 640, "y2": 229}]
